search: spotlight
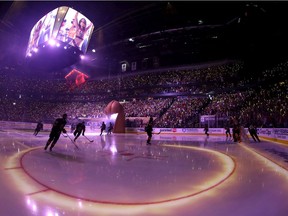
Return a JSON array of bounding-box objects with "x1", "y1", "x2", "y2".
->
[{"x1": 48, "y1": 39, "x2": 56, "y2": 46}]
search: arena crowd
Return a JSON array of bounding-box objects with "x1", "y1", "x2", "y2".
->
[{"x1": 0, "y1": 59, "x2": 287, "y2": 128}]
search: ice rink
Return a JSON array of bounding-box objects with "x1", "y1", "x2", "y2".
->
[{"x1": 1, "y1": 129, "x2": 288, "y2": 216}]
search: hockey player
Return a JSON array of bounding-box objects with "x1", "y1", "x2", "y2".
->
[
  {"x1": 145, "y1": 117, "x2": 154, "y2": 145},
  {"x1": 100, "y1": 122, "x2": 106, "y2": 136},
  {"x1": 44, "y1": 114, "x2": 68, "y2": 151},
  {"x1": 107, "y1": 122, "x2": 113, "y2": 135},
  {"x1": 34, "y1": 121, "x2": 43, "y2": 136},
  {"x1": 224, "y1": 125, "x2": 232, "y2": 140},
  {"x1": 73, "y1": 121, "x2": 86, "y2": 142},
  {"x1": 204, "y1": 124, "x2": 209, "y2": 137},
  {"x1": 232, "y1": 123, "x2": 241, "y2": 143},
  {"x1": 248, "y1": 124, "x2": 261, "y2": 142}
]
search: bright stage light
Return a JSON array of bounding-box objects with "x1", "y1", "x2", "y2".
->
[
  {"x1": 110, "y1": 113, "x2": 118, "y2": 120},
  {"x1": 48, "y1": 39, "x2": 56, "y2": 46}
]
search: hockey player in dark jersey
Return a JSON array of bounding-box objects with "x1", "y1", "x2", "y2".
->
[
  {"x1": 44, "y1": 114, "x2": 68, "y2": 151},
  {"x1": 145, "y1": 117, "x2": 154, "y2": 145},
  {"x1": 73, "y1": 121, "x2": 86, "y2": 142},
  {"x1": 224, "y1": 125, "x2": 232, "y2": 140},
  {"x1": 34, "y1": 121, "x2": 43, "y2": 136},
  {"x1": 107, "y1": 122, "x2": 113, "y2": 135},
  {"x1": 204, "y1": 124, "x2": 209, "y2": 137},
  {"x1": 100, "y1": 122, "x2": 106, "y2": 136},
  {"x1": 248, "y1": 124, "x2": 261, "y2": 142}
]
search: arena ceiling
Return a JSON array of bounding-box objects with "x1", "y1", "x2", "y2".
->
[{"x1": 1, "y1": 1, "x2": 288, "y2": 78}]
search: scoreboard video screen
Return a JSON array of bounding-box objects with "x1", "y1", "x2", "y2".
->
[{"x1": 26, "y1": 7, "x2": 94, "y2": 57}]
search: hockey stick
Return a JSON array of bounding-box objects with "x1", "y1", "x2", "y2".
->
[
  {"x1": 62, "y1": 133, "x2": 80, "y2": 150},
  {"x1": 84, "y1": 135, "x2": 94, "y2": 142}
]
